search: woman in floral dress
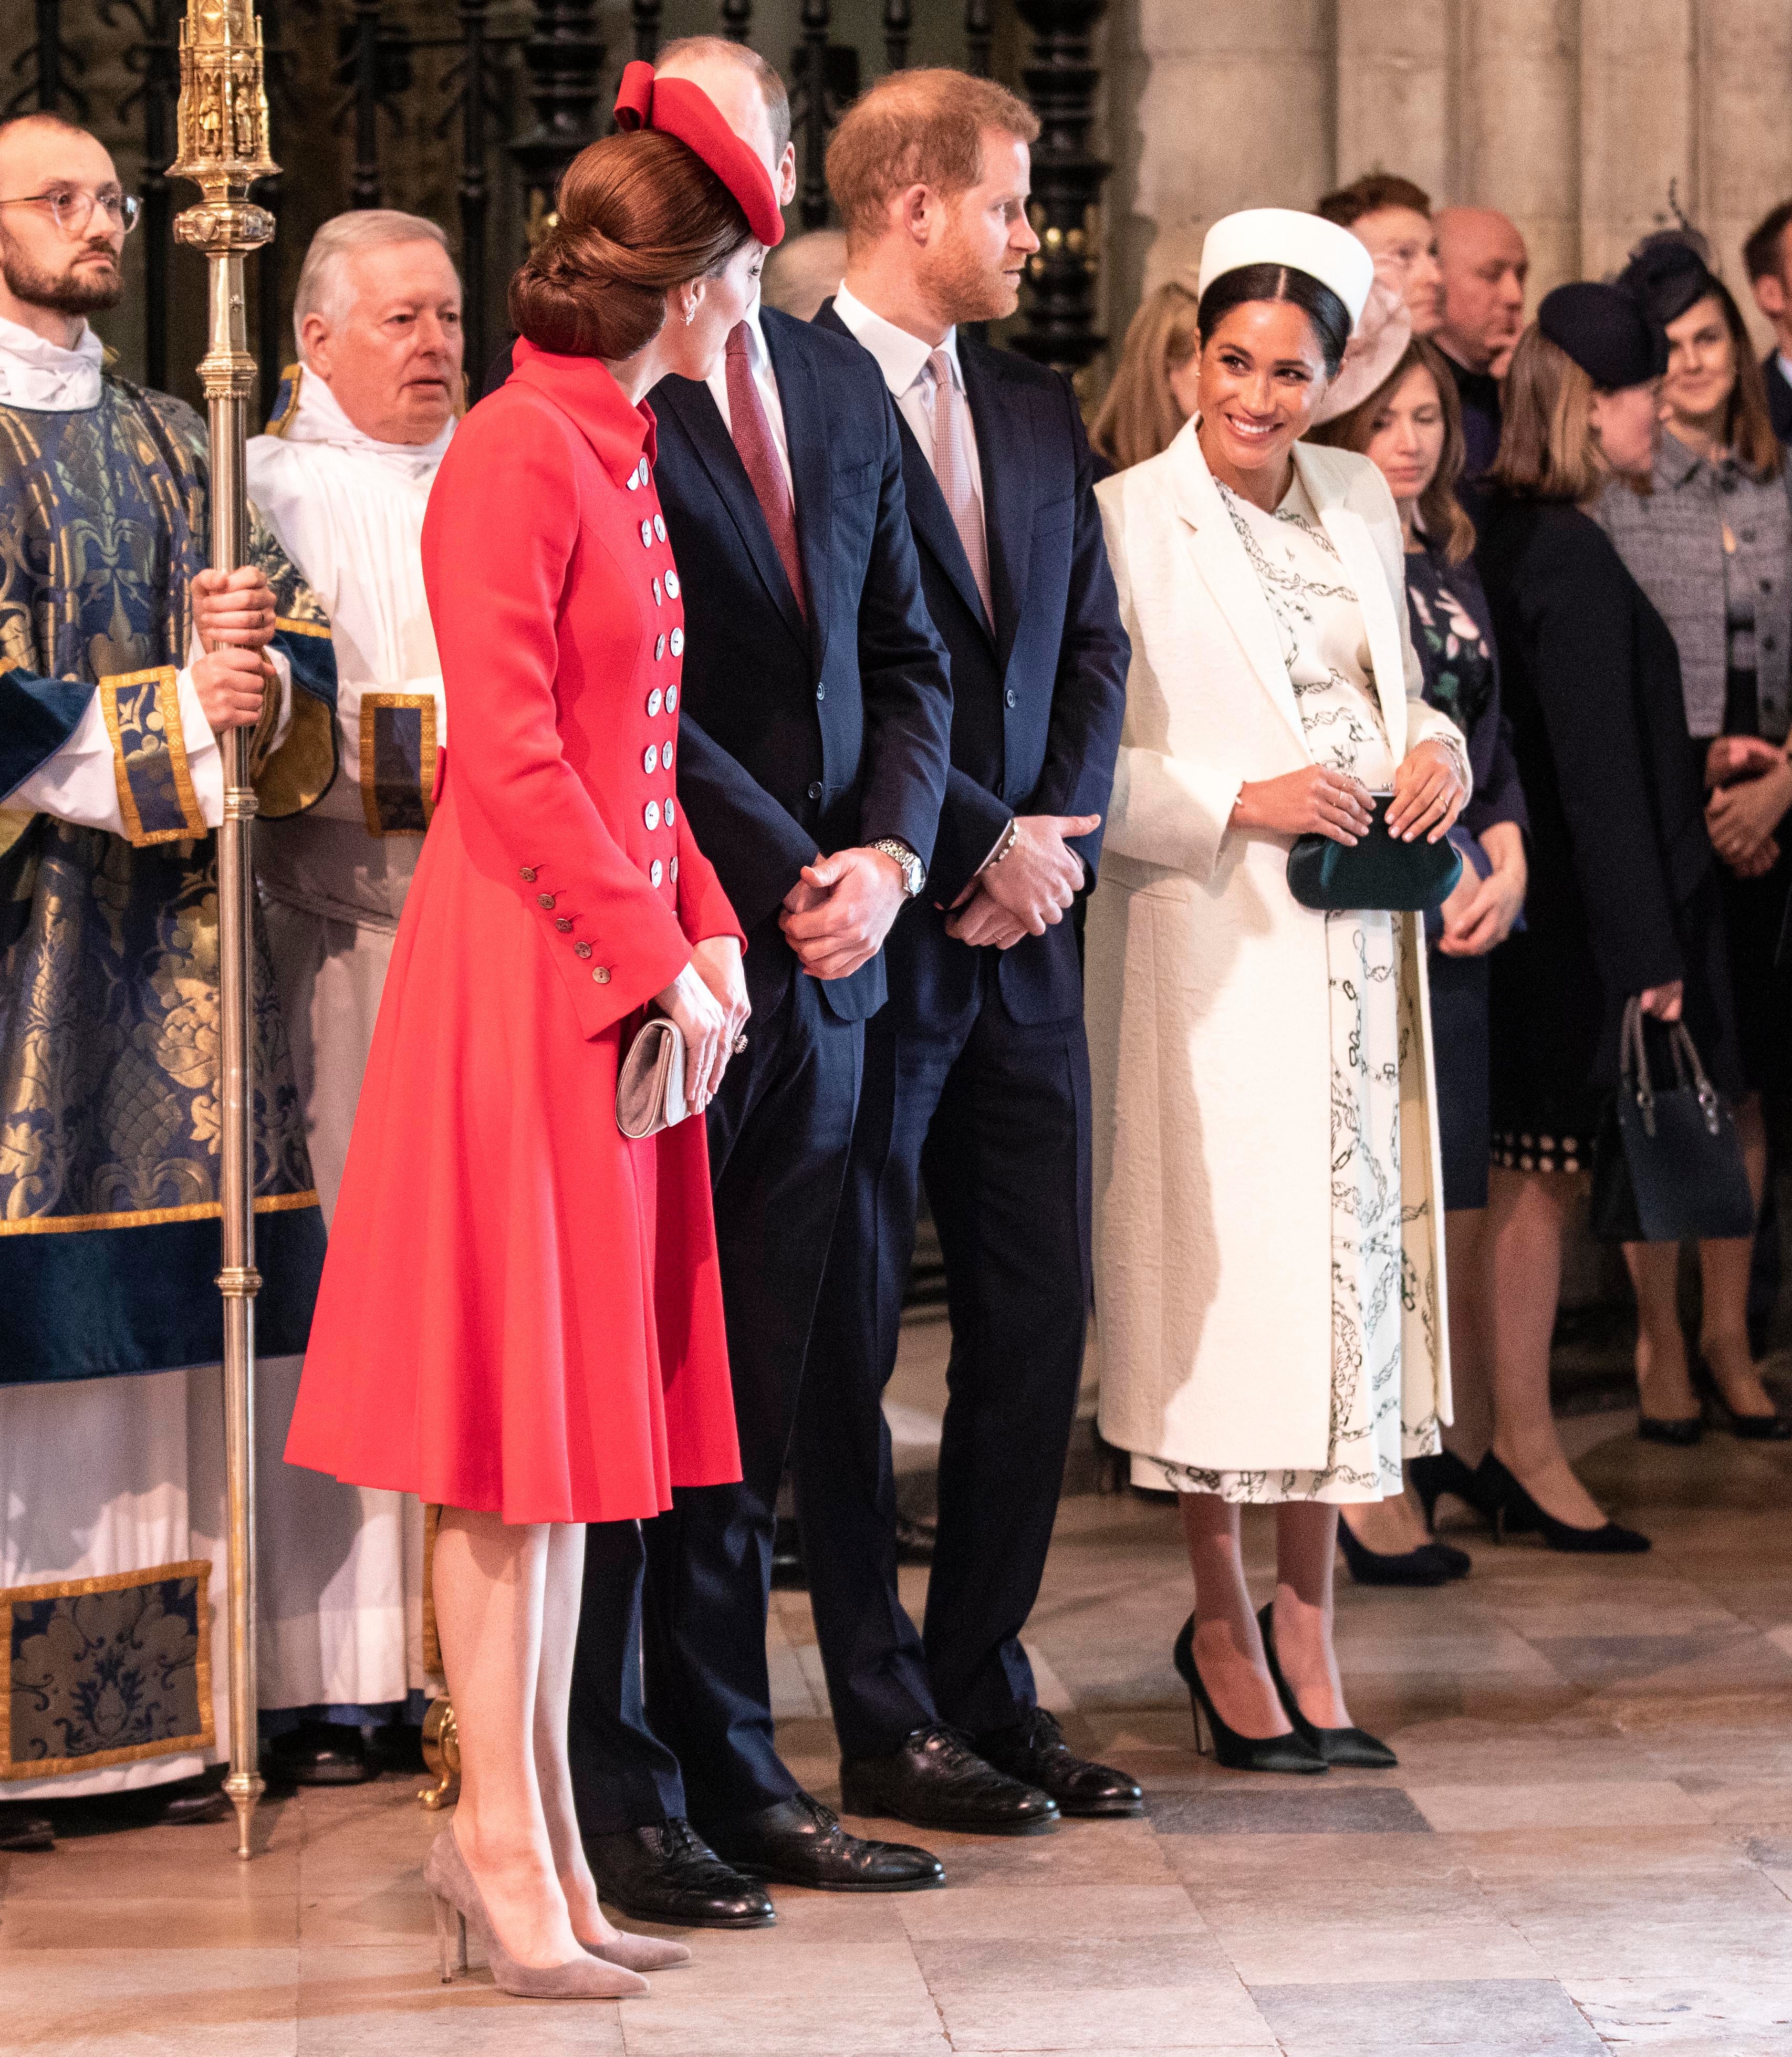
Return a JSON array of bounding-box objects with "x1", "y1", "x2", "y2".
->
[{"x1": 1087, "y1": 212, "x2": 1470, "y2": 1774}]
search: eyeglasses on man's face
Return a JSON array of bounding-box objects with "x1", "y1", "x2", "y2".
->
[{"x1": 0, "y1": 186, "x2": 142, "y2": 237}]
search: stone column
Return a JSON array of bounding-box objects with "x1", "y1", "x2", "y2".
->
[
  {"x1": 1461, "y1": 0, "x2": 1582, "y2": 289},
  {"x1": 1335, "y1": 0, "x2": 1455, "y2": 205},
  {"x1": 1578, "y1": 0, "x2": 1696, "y2": 283}
]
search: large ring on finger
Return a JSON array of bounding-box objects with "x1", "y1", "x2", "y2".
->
[{"x1": 732, "y1": 1034, "x2": 748, "y2": 1054}]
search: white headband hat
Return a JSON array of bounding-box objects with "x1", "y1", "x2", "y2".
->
[{"x1": 1195, "y1": 207, "x2": 1376, "y2": 330}]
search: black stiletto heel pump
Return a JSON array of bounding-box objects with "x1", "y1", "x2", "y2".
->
[
  {"x1": 1170, "y1": 1615, "x2": 1327, "y2": 1775},
  {"x1": 1255, "y1": 1603, "x2": 1397, "y2": 1769},
  {"x1": 1476, "y1": 1453, "x2": 1650, "y2": 1554}
]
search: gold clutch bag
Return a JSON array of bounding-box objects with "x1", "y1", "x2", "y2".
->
[{"x1": 616, "y1": 1015, "x2": 689, "y2": 1139}]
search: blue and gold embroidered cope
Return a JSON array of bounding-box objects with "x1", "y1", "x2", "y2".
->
[{"x1": 0, "y1": 376, "x2": 339, "y2": 1380}]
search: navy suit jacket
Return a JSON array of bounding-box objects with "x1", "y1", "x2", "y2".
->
[
  {"x1": 485, "y1": 319, "x2": 954, "y2": 1022},
  {"x1": 814, "y1": 299, "x2": 1129, "y2": 1029},
  {"x1": 1764, "y1": 349, "x2": 1792, "y2": 444},
  {"x1": 651, "y1": 310, "x2": 952, "y2": 1021}
]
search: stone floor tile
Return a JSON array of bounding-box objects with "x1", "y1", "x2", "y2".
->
[
  {"x1": 1249, "y1": 1975, "x2": 1605, "y2": 2050},
  {"x1": 1565, "y1": 1975, "x2": 1792, "y2": 2049},
  {"x1": 298, "y1": 1883, "x2": 436, "y2": 1945},
  {"x1": 0, "y1": 1890, "x2": 298, "y2": 1948},
  {"x1": 0, "y1": 1836, "x2": 304, "y2": 1902},
  {"x1": 1193, "y1": 1873, "x2": 1501, "y2": 1934},
  {"x1": 0, "y1": 1944, "x2": 301, "y2": 2053},
  {"x1": 1147, "y1": 1785, "x2": 1431, "y2": 1835},
  {"x1": 1165, "y1": 1829, "x2": 1467, "y2": 1887},
  {"x1": 611, "y1": 1986, "x2": 949, "y2": 2055},
  {"x1": 293, "y1": 1944, "x2": 628, "y2": 2054},
  {"x1": 895, "y1": 1882, "x2": 1207, "y2": 1939},
  {"x1": 1220, "y1": 1920, "x2": 1548, "y2": 1987},
  {"x1": 1408, "y1": 1779, "x2": 1714, "y2": 1832},
  {"x1": 929, "y1": 1977, "x2": 1274, "y2": 2050},
  {"x1": 861, "y1": 1815, "x2": 1180, "y2": 1889},
  {"x1": 911, "y1": 1930, "x2": 1233, "y2": 1992}
]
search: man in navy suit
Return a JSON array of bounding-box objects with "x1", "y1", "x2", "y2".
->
[
  {"x1": 557, "y1": 40, "x2": 957, "y2": 1926},
  {"x1": 801, "y1": 68, "x2": 1139, "y2": 1833},
  {"x1": 1745, "y1": 199, "x2": 1792, "y2": 443}
]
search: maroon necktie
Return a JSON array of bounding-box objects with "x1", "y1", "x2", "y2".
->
[{"x1": 725, "y1": 321, "x2": 806, "y2": 618}]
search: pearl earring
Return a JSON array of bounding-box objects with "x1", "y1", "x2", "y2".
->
[{"x1": 684, "y1": 304, "x2": 695, "y2": 326}]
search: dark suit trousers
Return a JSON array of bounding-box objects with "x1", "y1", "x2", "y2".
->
[
  {"x1": 567, "y1": 944, "x2": 864, "y2": 1836},
  {"x1": 796, "y1": 953, "x2": 1092, "y2": 1760}
]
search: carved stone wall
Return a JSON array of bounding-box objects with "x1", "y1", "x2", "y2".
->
[{"x1": 1101, "y1": 0, "x2": 1792, "y2": 354}]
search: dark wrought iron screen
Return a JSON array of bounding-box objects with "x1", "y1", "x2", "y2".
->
[{"x1": 5, "y1": 0, "x2": 1111, "y2": 415}]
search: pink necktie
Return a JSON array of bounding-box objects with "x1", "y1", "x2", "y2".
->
[
  {"x1": 726, "y1": 321, "x2": 805, "y2": 619},
  {"x1": 925, "y1": 346, "x2": 993, "y2": 625}
]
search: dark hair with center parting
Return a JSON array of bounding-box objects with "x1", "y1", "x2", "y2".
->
[
  {"x1": 1196, "y1": 263, "x2": 1352, "y2": 378},
  {"x1": 508, "y1": 128, "x2": 752, "y2": 360}
]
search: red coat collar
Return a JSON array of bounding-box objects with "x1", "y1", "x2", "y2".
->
[{"x1": 508, "y1": 338, "x2": 659, "y2": 486}]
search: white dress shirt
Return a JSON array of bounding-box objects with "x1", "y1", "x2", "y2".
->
[
  {"x1": 831, "y1": 281, "x2": 986, "y2": 517},
  {"x1": 704, "y1": 289, "x2": 793, "y2": 498}
]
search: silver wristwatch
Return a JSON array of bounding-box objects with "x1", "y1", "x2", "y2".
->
[{"x1": 869, "y1": 837, "x2": 926, "y2": 898}]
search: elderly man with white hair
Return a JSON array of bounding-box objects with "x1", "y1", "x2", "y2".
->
[{"x1": 247, "y1": 208, "x2": 463, "y2": 1785}]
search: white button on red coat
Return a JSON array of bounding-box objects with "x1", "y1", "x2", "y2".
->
[
  {"x1": 670, "y1": 626, "x2": 684, "y2": 656},
  {"x1": 653, "y1": 515, "x2": 666, "y2": 542},
  {"x1": 661, "y1": 741, "x2": 673, "y2": 771},
  {"x1": 648, "y1": 688, "x2": 663, "y2": 718},
  {"x1": 664, "y1": 569, "x2": 681, "y2": 598},
  {"x1": 644, "y1": 800, "x2": 661, "y2": 831},
  {"x1": 640, "y1": 520, "x2": 653, "y2": 548},
  {"x1": 650, "y1": 859, "x2": 663, "y2": 887},
  {"x1": 643, "y1": 746, "x2": 658, "y2": 776},
  {"x1": 666, "y1": 684, "x2": 678, "y2": 711}
]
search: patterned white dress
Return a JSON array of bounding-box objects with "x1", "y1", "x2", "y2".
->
[{"x1": 1136, "y1": 473, "x2": 1444, "y2": 1505}]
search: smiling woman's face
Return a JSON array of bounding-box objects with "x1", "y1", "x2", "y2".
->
[{"x1": 1194, "y1": 299, "x2": 1331, "y2": 496}]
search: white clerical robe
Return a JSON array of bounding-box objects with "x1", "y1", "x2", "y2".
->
[{"x1": 245, "y1": 369, "x2": 452, "y2": 1713}]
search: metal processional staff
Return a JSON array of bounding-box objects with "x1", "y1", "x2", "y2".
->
[{"x1": 169, "y1": 0, "x2": 278, "y2": 1862}]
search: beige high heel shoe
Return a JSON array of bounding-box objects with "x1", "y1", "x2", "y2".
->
[
  {"x1": 582, "y1": 1930, "x2": 693, "y2": 1972},
  {"x1": 423, "y1": 1825, "x2": 650, "y2": 1999}
]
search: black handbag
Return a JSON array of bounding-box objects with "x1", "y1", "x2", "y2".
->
[
  {"x1": 1589, "y1": 999, "x2": 1755, "y2": 1243},
  {"x1": 1286, "y1": 792, "x2": 1463, "y2": 913}
]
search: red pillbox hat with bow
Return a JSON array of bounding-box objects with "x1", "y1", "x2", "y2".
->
[{"x1": 613, "y1": 60, "x2": 786, "y2": 249}]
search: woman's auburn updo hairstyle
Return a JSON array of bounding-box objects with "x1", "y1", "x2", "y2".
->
[
  {"x1": 1196, "y1": 262, "x2": 1353, "y2": 379},
  {"x1": 509, "y1": 128, "x2": 754, "y2": 360}
]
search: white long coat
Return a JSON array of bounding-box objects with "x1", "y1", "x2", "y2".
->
[{"x1": 1086, "y1": 425, "x2": 1460, "y2": 1475}]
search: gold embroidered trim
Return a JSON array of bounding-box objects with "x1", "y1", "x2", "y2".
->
[
  {"x1": 264, "y1": 363, "x2": 302, "y2": 438},
  {"x1": 98, "y1": 665, "x2": 206, "y2": 847},
  {"x1": 0, "y1": 1189, "x2": 320, "y2": 1238},
  {"x1": 1, "y1": 1559, "x2": 214, "y2": 1781},
  {"x1": 254, "y1": 688, "x2": 337, "y2": 819},
  {"x1": 274, "y1": 614, "x2": 333, "y2": 639},
  {"x1": 359, "y1": 692, "x2": 437, "y2": 838}
]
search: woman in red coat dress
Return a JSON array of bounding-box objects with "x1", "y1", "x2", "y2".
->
[{"x1": 286, "y1": 92, "x2": 783, "y2": 1998}]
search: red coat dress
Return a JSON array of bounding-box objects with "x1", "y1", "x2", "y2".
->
[{"x1": 285, "y1": 340, "x2": 744, "y2": 1523}]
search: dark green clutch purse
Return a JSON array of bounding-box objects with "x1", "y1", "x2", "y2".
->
[{"x1": 1286, "y1": 792, "x2": 1462, "y2": 912}]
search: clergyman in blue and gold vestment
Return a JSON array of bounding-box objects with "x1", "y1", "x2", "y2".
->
[{"x1": 0, "y1": 113, "x2": 337, "y2": 1829}]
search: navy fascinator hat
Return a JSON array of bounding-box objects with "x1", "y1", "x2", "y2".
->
[
  {"x1": 1616, "y1": 233, "x2": 1718, "y2": 330},
  {"x1": 1537, "y1": 280, "x2": 1668, "y2": 390}
]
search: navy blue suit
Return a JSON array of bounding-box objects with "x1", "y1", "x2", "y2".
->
[
  {"x1": 797, "y1": 302, "x2": 1128, "y2": 1760},
  {"x1": 553, "y1": 312, "x2": 954, "y2": 1833}
]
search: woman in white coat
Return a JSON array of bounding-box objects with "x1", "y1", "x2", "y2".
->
[{"x1": 1087, "y1": 211, "x2": 1470, "y2": 1772}]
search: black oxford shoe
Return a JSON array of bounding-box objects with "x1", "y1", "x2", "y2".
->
[
  {"x1": 706, "y1": 1790, "x2": 945, "y2": 1892},
  {"x1": 586, "y1": 1818, "x2": 775, "y2": 1929},
  {"x1": 268, "y1": 1720, "x2": 374, "y2": 1787},
  {"x1": 974, "y1": 1708, "x2": 1144, "y2": 1818},
  {"x1": 0, "y1": 1807, "x2": 55, "y2": 1852},
  {"x1": 839, "y1": 1722, "x2": 1060, "y2": 1837}
]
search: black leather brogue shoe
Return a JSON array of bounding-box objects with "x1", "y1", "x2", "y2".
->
[
  {"x1": 706, "y1": 1790, "x2": 945, "y2": 1892},
  {"x1": 839, "y1": 1723, "x2": 1060, "y2": 1837},
  {"x1": 586, "y1": 1818, "x2": 776, "y2": 1929},
  {"x1": 268, "y1": 1720, "x2": 374, "y2": 1787},
  {"x1": 974, "y1": 1708, "x2": 1144, "y2": 1817}
]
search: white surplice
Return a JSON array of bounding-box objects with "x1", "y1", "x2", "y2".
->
[{"x1": 243, "y1": 369, "x2": 451, "y2": 1712}]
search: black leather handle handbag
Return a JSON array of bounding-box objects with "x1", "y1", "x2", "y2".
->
[
  {"x1": 1286, "y1": 792, "x2": 1462, "y2": 913},
  {"x1": 1589, "y1": 999, "x2": 1755, "y2": 1243}
]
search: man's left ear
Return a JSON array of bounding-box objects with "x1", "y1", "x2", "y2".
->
[{"x1": 776, "y1": 143, "x2": 797, "y2": 210}]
